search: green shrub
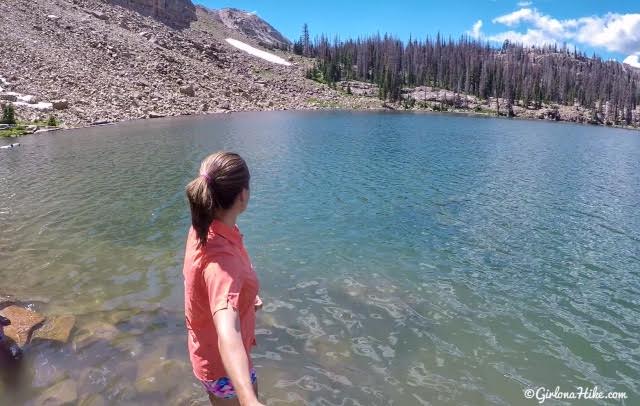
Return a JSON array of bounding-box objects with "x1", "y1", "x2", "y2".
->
[
  {"x1": 403, "y1": 96, "x2": 416, "y2": 109},
  {"x1": 47, "y1": 115, "x2": 58, "y2": 127},
  {"x1": 1, "y1": 104, "x2": 16, "y2": 125}
]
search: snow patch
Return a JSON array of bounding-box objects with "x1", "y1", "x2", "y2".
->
[
  {"x1": 0, "y1": 75, "x2": 53, "y2": 111},
  {"x1": 225, "y1": 38, "x2": 291, "y2": 66},
  {"x1": 13, "y1": 101, "x2": 53, "y2": 110}
]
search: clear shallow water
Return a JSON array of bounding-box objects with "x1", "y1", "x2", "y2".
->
[{"x1": 0, "y1": 112, "x2": 639, "y2": 405}]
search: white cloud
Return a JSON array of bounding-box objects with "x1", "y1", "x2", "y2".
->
[
  {"x1": 487, "y1": 29, "x2": 556, "y2": 47},
  {"x1": 517, "y1": 1, "x2": 532, "y2": 6},
  {"x1": 493, "y1": 8, "x2": 535, "y2": 26},
  {"x1": 492, "y1": 8, "x2": 574, "y2": 36},
  {"x1": 468, "y1": 20, "x2": 483, "y2": 39},
  {"x1": 477, "y1": 7, "x2": 640, "y2": 56},
  {"x1": 575, "y1": 13, "x2": 640, "y2": 54},
  {"x1": 623, "y1": 53, "x2": 640, "y2": 68}
]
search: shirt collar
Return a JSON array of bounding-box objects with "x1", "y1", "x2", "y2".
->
[{"x1": 211, "y1": 219, "x2": 243, "y2": 246}]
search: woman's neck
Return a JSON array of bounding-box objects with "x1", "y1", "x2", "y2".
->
[{"x1": 215, "y1": 210, "x2": 237, "y2": 229}]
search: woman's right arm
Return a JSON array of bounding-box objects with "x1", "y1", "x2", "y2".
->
[
  {"x1": 213, "y1": 308, "x2": 263, "y2": 406},
  {"x1": 204, "y1": 257, "x2": 264, "y2": 406}
]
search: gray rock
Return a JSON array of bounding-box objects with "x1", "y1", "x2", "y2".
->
[
  {"x1": 86, "y1": 10, "x2": 107, "y2": 21},
  {"x1": 0, "y1": 94, "x2": 17, "y2": 102},
  {"x1": 179, "y1": 84, "x2": 195, "y2": 97},
  {"x1": 52, "y1": 99, "x2": 69, "y2": 110},
  {"x1": 24, "y1": 125, "x2": 38, "y2": 134},
  {"x1": 148, "y1": 111, "x2": 165, "y2": 118}
]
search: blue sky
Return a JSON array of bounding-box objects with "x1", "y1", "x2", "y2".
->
[{"x1": 198, "y1": 1, "x2": 640, "y2": 66}]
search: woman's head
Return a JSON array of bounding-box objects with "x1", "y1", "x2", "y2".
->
[{"x1": 186, "y1": 151, "x2": 250, "y2": 247}]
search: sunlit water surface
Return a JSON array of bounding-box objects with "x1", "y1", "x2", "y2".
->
[{"x1": 1, "y1": 112, "x2": 639, "y2": 405}]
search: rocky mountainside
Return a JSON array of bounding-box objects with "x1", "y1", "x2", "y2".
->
[
  {"x1": 109, "y1": 0, "x2": 196, "y2": 28},
  {"x1": 0, "y1": 0, "x2": 375, "y2": 128},
  {"x1": 209, "y1": 8, "x2": 291, "y2": 49}
]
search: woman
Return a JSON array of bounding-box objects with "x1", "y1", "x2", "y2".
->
[{"x1": 183, "y1": 151, "x2": 264, "y2": 406}]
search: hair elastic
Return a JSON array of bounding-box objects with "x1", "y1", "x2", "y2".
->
[{"x1": 200, "y1": 172, "x2": 212, "y2": 183}]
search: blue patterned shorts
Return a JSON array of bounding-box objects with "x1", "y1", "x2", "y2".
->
[{"x1": 201, "y1": 368, "x2": 258, "y2": 399}]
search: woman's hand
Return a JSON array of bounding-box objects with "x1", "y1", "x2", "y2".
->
[
  {"x1": 213, "y1": 307, "x2": 261, "y2": 406},
  {"x1": 254, "y1": 295, "x2": 263, "y2": 312}
]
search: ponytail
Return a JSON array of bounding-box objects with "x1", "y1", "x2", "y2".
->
[
  {"x1": 186, "y1": 151, "x2": 250, "y2": 247},
  {"x1": 186, "y1": 175, "x2": 215, "y2": 248}
]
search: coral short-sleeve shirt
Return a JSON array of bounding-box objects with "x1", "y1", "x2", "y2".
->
[{"x1": 182, "y1": 219, "x2": 261, "y2": 381}]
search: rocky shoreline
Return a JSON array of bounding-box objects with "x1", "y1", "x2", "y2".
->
[
  {"x1": 2, "y1": 0, "x2": 636, "y2": 136},
  {"x1": 3, "y1": 99, "x2": 638, "y2": 139}
]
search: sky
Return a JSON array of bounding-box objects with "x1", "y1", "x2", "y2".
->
[{"x1": 199, "y1": 0, "x2": 640, "y2": 67}]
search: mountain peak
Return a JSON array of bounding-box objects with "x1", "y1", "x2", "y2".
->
[{"x1": 212, "y1": 7, "x2": 291, "y2": 49}]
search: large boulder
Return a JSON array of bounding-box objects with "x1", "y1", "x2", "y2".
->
[
  {"x1": 51, "y1": 99, "x2": 69, "y2": 110},
  {"x1": 148, "y1": 111, "x2": 166, "y2": 118},
  {"x1": 0, "y1": 305, "x2": 45, "y2": 346}
]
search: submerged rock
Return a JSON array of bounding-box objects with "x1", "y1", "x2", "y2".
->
[
  {"x1": 31, "y1": 352, "x2": 66, "y2": 388},
  {"x1": 134, "y1": 359, "x2": 189, "y2": 395},
  {"x1": 34, "y1": 379, "x2": 78, "y2": 406},
  {"x1": 79, "y1": 394, "x2": 107, "y2": 406},
  {"x1": 72, "y1": 320, "x2": 119, "y2": 351},
  {"x1": 0, "y1": 305, "x2": 45, "y2": 347},
  {"x1": 31, "y1": 315, "x2": 76, "y2": 344}
]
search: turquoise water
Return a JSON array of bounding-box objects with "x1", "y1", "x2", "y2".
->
[{"x1": 0, "y1": 112, "x2": 639, "y2": 405}]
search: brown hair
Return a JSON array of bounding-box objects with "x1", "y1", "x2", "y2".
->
[{"x1": 186, "y1": 151, "x2": 250, "y2": 247}]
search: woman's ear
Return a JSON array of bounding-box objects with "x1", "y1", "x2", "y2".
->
[{"x1": 239, "y1": 188, "x2": 250, "y2": 208}]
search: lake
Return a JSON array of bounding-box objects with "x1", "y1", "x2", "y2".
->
[{"x1": 1, "y1": 111, "x2": 639, "y2": 405}]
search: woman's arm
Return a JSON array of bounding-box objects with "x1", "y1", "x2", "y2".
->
[{"x1": 213, "y1": 307, "x2": 263, "y2": 406}]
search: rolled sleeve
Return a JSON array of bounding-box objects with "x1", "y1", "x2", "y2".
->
[{"x1": 203, "y1": 254, "x2": 245, "y2": 316}]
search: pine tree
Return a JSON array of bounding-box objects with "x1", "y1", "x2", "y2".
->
[
  {"x1": 301, "y1": 32, "x2": 640, "y2": 115},
  {"x1": 302, "y1": 23, "x2": 310, "y2": 57}
]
